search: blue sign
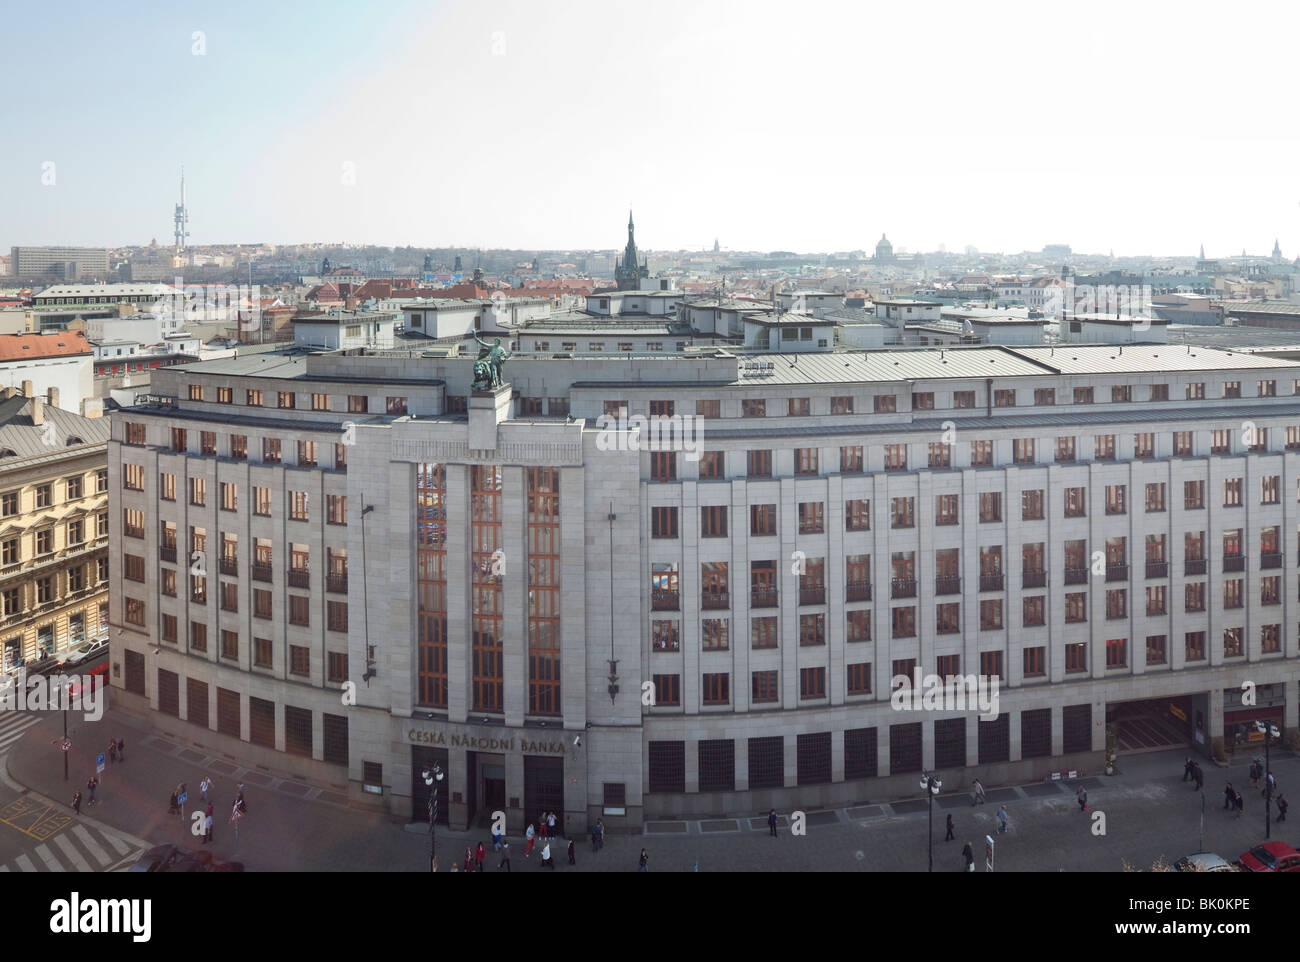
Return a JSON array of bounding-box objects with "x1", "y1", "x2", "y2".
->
[
  {"x1": 96, "y1": 753, "x2": 105, "y2": 773},
  {"x1": 177, "y1": 792, "x2": 188, "y2": 805}
]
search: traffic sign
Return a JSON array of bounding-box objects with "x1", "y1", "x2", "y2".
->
[
  {"x1": 95, "y1": 753, "x2": 105, "y2": 773},
  {"x1": 177, "y1": 792, "x2": 188, "y2": 805},
  {"x1": 59, "y1": 739, "x2": 71, "y2": 752}
]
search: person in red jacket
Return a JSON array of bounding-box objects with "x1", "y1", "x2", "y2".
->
[{"x1": 475, "y1": 842, "x2": 485, "y2": 872}]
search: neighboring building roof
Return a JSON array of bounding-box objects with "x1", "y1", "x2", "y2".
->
[
  {"x1": 33, "y1": 283, "x2": 176, "y2": 299},
  {"x1": 0, "y1": 395, "x2": 109, "y2": 462},
  {"x1": 0, "y1": 331, "x2": 93, "y2": 361}
]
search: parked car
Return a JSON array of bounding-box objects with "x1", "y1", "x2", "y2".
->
[
  {"x1": 1174, "y1": 853, "x2": 1236, "y2": 872},
  {"x1": 1237, "y1": 841, "x2": 1300, "y2": 872},
  {"x1": 22, "y1": 654, "x2": 62, "y2": 677},
  {"x1": 127, "y1": 844, "x2": 243, "y2": 873},
  {"x1": 60, "y1": 637, "x2": 108, "y2": 668}
]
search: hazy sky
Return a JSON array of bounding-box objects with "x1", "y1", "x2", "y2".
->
[{"x1": 3, "y1": 0, "x2": 1297, "y2": 257}]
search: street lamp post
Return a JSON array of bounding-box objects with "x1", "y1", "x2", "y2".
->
[
  {"x1": 1256, "y1": 720, "x2": 1280, "y2": 839},
  {"x1": 920, "y1": 772, "x2": 942, "y2": 873},
  {"x1": 422, "y1": 764, "x2": 443, "y2": 872}
]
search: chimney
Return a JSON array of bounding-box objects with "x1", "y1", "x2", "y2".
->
[
  {"x1": 47, "y1": 386, "x2": 59, "y2": 410},
  {"x1": 21, "y1": 379, "x2": 32, "y2": 398},
  {"x1": 31, "y1": 397, "x2": 44, "y2": 426}
]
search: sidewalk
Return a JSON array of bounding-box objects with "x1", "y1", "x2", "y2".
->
[{"x1": 7, "y1": 699, "x2": 1294, "y2": 871}]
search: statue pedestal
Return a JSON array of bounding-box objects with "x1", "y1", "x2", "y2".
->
[{"x1": 468, "y1": 381, "x2": 512, "y2": 451}]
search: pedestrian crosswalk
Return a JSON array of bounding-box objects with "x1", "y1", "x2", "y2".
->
[
  {"x1": 0, "y1": 708, "x2": 146, "y2": 872},
  {"x1": 0, "y1": 709, "x2": 43, "y2": 753},
  {"x1": 0, "y1": 822, "x2": 141, "y2": 872}
]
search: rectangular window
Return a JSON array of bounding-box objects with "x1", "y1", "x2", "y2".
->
[
  {"x1": 698, "y1": 451, "x2": 724, "y2": 479},
  {"x1": 700, "y1": 505, "x2": 728, "y2": 538},
  {"x1": 1065, "y1": 643, "x2": 1088, "y2": 672},
  {"x1": 702, "y1": 673, "x2": 730, "y2": 706},
  {"x1": 651, "y1": 506, "x2": 679, "y2": 539},
  {"x1": 787, "y1": 397, "x2": 810, "y2": 416},
  {"x1": 124, "y1": 422, "x2": 146, "y2": 446},
  {"x1": 994, "y1": 389, "x2": 1016, "y2": 408},
  {"x1": 1055, "y1": 436, "x2": 1076, "y2": 462},
  {"x1": 386, "y1": 396, "x2": 408, "y2": 415},
  {"x1": 695, "y1": 399, "x2": 720, "y2": 418},
  {"x1": 289, "y1": 595, "x2": 310, "y2": 626},
  {"x1": 741, "y1": 399, "x2": 766, "y2": 418},
  {"x1": 1184, "y1": 480, "x2": 1205, "y2": 510},
  {"x1": 845, "y1": 499, "x2": 870, "y2": 531},
  {"x1": 831, "y1": 396, "x2": 855, "y2": 414},
  {"x1": 1186, "y1": 382, "x2": 1205, "y2": 400},
  {"x1": 1095, "y1": 435, "x2": 1116, "y2": 461},
  {"x1": 230, "y1": 435, "x2": 247, "y2": 460},
  {"x1": 874, "y1": 394, "x2": 897, "y2": 413},
  {"x1": 1145, "y1": 482, "x2": 1166, "y2": 512},
  {"x1": 189, "y1": 477, "x2": 206, "y2": 506},
  {"x1": 221, "y1": 482, "x2": 237, "y2": 511},
  {"x1": 935, "y1": 494, "x2": 959, "y2": 525},
  {"x1": 1022, "y1": 489, "x2": 1044, "y2": 520},
  {"x1": 1034, "y1": 388, "x2": 1056, "y2": 405},
  {"x1": 971, "y1": 440, "x2": 993, "y2": 466},
  {"x1": 1064, "y1": 487, "x2": 1086, "y2": 518},
  {"x1": 262, "y1": 437, "x2": 281, "y2": 463},
  {"x1": 1074, "y1": 387, "x2": 1094, "y2": 404},
  {"x1": 890, "y1": 497, "x2": 914, "y2": 528},
  {"x1": 752, "y1": 670, "x2": 779, "y2": 704},
  {"x1": 751, "y1": 616, "x2": 778, "y2": 649},
  {"x1": 883, "y1": 445, "x2": 907, "y2": 471},
  {"x1": 1012, "y1": 438, "x2": 1035, "y2": 465},
  {"x1": 978, "y1": 492, "x2": 1001, "y2": 523},
  {"x1": 953, "y1": 390, "x2": 976, "y2": 409},
  {"x1": 1185, "y1": 631, "x2": 1205, "y2": 661},
  {"x1": 928, "y1": 442, "x2": 951, "y2": 468},
  {"x1": 747, "y1": 450, "x2": 772, "y2": 478},
  {"x1": 750, "y1": 503, "x2": 776, "y2": 536},
  {"x1": 794, "y1": 448, "x2": 818, "y2": 475},
  {"x1": 1105, "y1": 484, "x2": 1126, "y2": 515},
  {"x1": 799, "y1": 667, "x2": 826, "y2": 700},
  {"x1": 841, "y1": 445, "x2": 864, "y2": 473},
  {"x1": 797, "y1": 501, "x2": 824, "y2": 534},
  {"x1": 289, "y1": 491, "x2": 309, "y2": 521},
  {"x1": 123, "y1": 464, "x2": 144, "y2": 490},
  {"x1": 246, "y1": 390, "x2": 263, "y2": 406},
  {"x1": 1134, "y1": 433, "x2": 1155, "y2": 459}
]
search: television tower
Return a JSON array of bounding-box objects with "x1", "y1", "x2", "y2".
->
[{"x1": 173, "y1": 166, "x2": 189, "y2": 253}]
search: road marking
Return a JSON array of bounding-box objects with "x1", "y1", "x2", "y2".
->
[
  {"x1": 51, "y1": 833, "x2": 93, "y2": 871},
  {"x1": 33, "y1": 844, "x2": 61, "y2": 871},
  {"x1": 15, "y1": 855, "x2": 36, "y2": 872},
  {"x1": 97, "y1": 828, "x2": 132, "y2": 857},
  {"x1": 71, "y1": 825, "x2": 111, "y2": 866}
]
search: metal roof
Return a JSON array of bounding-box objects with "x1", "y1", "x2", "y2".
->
[
  {"x1": 0, "y1": 397, "x2": 110, "y2": 462},
  {"x1": 1011, "y1": 344, "x2": 1300, "y2": 374}
]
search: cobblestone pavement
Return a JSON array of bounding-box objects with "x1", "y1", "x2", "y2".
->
[{"x1": 6, "y1": 701, "x2": 1295, "y2": 871}]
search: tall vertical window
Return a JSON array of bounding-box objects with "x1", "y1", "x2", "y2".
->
[
  {"x1": 527, "y1": 467, "x2": 561, "y2": 716},
  {"x1": 416, "y1": 463, "x2": 447, "y2": 708},
  {"x1": 471, "y1": 465, "x2": 504, "y2": 712}
]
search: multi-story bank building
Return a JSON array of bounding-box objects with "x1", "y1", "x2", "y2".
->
[{"x1": 109, "y1": 334, "x2": 1300, "y2": 834}]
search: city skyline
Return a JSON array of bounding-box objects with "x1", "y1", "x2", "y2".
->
[{"x1": 1, "y1": 0, "x2": 1297, "y2": 256}]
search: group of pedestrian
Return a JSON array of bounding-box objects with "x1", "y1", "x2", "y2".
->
[
  {"x1": 106, "y1": 737, "x2": 124, "y2": 764},
  {"x1": 1182, "y1": 757, "x2": 1205, "y2": 791}
]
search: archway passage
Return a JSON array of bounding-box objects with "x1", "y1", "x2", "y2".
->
[{"x1": 1107, "y1": 697, "x2": 1194, "y2": 753}]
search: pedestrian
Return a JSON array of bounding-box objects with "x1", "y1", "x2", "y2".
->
[
  {"x1": 540, "y1": 841, "x2": 553, "y2": 869},
  {"x1": 547, "y1": 811, "x2": 557, "y2": 838},
  {"x1": 637, "y1": 848, "x2": 649, "y2": 872},
  {"x1": 450, "y1": 862, "x2": 459, "y2": 873},
  {"x1": 1264, "y1": 772, "x2": 1277, "y2": 798},
  {"x1": 497, "y1": 840, "x2": 512, "y2": 872},
  {"x1": 997, "y1": 805, "x2": 1008, "y2": 834},
  {"x1": 1182, "y1": 757, "x2": 1193, "y2": 782},
  {"x1": 961, "y1": 841, "x2": 974, "y2": 872},
  {"x1": 768, "y1": 807, "x2": 779, "y2": 837},
  {"x1": 168, "y1": 790, "x2": 178, "y2": 814},
  {"x1": 524, "y1": 823, "x2": 536, "y2": 858},
  {"x1": 72, "y1": 792, "x2": 81, "y2": 816},
  {"x1": 591, "y1": 821, "x2": 601, "y2": 852},
  {"x1": 204, "y1": 808, "x2": 214, "y2": 844},
  {"x1": 86, "y1": 776, "x2": 97, "y2": 806},
  {"x1": 974, "y1": 778, "x2": 986, "y2": 805},
  {"x1": 1077, "y1": 786, "x2": 1088, "y2": 812},
  {"x1": 539, "y1": 813, "x2": 548, "y2": 839},
  {"x1": 200, "y1": 776, "x2": 212, "y2": 803},
  {"x1": 1194, "y1": 763, "x2": 1204, "y2": 791},
  {"x1": 944, "y1": 813, "x2": 955, "y2": 841},
  {"x1": 1224, "y1": 782, "x2": 1235, "y2": 810},
  {"x1": 595, "y1": 818, "x2": 604, "y2": 851},
  {"x1": 463, "y1": 847, "x2": 473, "y2": 873},
  {"x1": 475, "y1": 841, "x2": 485, "y2": 872},
  {"x1": 116, "y1": 738, "x2": 124, "y2": 762},
  {"x1": 1249, "y1": 761, "x2": 1260, "y2": 789},
  {"x1": 107, "y1": 740, "x2": 117, "y2": 765},
  {"x1": 1277, "y1": 794, "x2": 1288, "y2": 822},
  {"x1": 567, "y1": 838, "x2": 575, "y2": 866},
  {"x1": 234, "y1": 790, "x2": 246, "y2": 816},
  {"x1": 492, "y1": 826, "x2": 503, "y2": 852},
  {"x1": 1235, "y1": 789, "x2": 1244, "y2": 815}
]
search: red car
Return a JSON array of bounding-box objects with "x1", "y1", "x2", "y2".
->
[{"x1": 1237, "y1": 842, "x2": 1300, "y2": 872}]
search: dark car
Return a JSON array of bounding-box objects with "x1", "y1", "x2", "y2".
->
[
  {"x1": 22, "y1": 654, "x2": 61, "y2": 677},
  {"x1": 190, "y1": 850, "x2": 245, "y2": 872},
  {"x1": 1237, "y1": 842, "x2": 1300, "y2": 872},
  {"x1": 128, "y1": 844, "x2": 243, "y2": 873},
  {"x1": 128, "y1": 844, "x2": 186, "y2": 873}
]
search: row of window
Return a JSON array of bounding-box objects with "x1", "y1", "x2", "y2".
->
[
  {"x1": 1, "y1": 514, "x2": 107, "y2": 564},
  {"x1": 123, "y1": 427, "x2": 349, "y2": 470},
  {"x1": 185, "y1": 385, "x2": 407, "y2": 415},
  {"x1": 649, "y1": 576, "x2": 1291, "y2": 649},
  {"x1": 127, "y1": 593, "x2": 347, "y2": 633},
  {"x1": 125, "y1": 662, "x2": 349, "y2": 766},
  {"x1": 0, "y1": 471, "x2": 108, "y2": 517},
  {"x1": 612, "y1": 380, "x2": 1297, "y2": 422},
  {"x1": 647, "y1": 626, "x2": 1287, "y2": 709},
  {"x1": 0, "y1": 560, "x2": 106, "y2": 617},
  {"x1": 123, "y1": 488, "x2": 346, "y2": 525},
  {"x1": 650, "y1": 482, "x2": 1294, "y2": 538},
  {"x1": 646, "y1": 709, "x2": 1091, "y2": 793},
  {"x1": 647, "y1": 429, "x2": 1296, "y2": 481}
]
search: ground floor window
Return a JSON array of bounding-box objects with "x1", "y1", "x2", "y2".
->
[{"x1": 648, "y1": 741, "x2": 685, "y2": 793}]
